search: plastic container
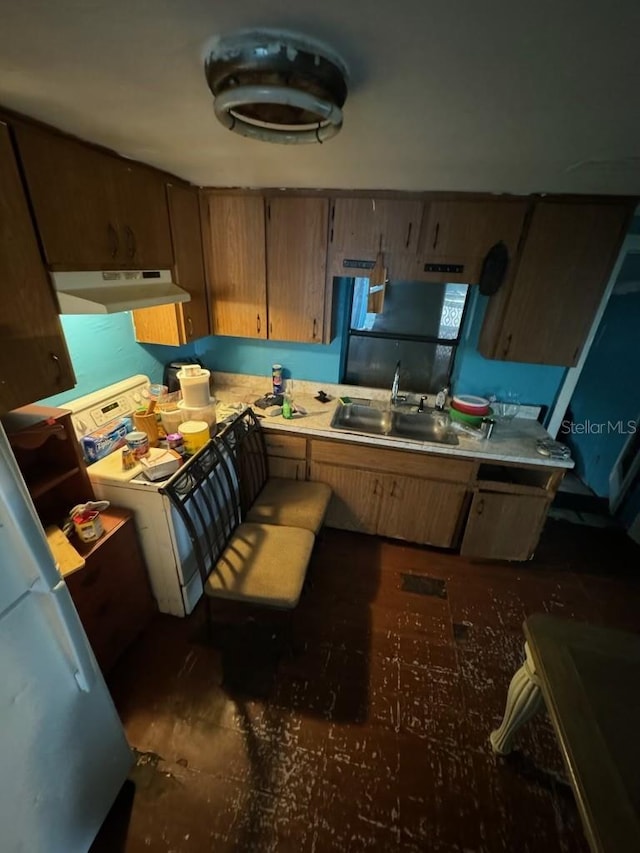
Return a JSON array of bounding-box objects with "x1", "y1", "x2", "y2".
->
[
  {"x1": 177, "y1": 365, "x2": 211, "y2": 408},
  {"x1": 73, "y1": 510, "x2": 104, "y2": 543},
  {"x1": 177, "y1": 399, "x2": 217, "y2": 429},
  {"x1": 178, "y1": 421, "x2": 210, "y2": 455}
]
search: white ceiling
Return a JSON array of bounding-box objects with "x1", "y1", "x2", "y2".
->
[{"x1": 2, "y1": 0, "x2": 639, "y2": 195}]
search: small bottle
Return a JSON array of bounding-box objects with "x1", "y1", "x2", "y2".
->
[
  {"x1": 282, "y1": 393, "x2": 293, "y2": 419},
  {"x1": 435, "y1": 383, "x2": 449, "y2": 411}
]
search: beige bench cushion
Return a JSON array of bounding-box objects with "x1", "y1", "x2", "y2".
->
[
  {"x1": 246, "y1": 478, "x2": 332, "y2": 534},
  {"x1": 205, "y1": 522, "x2": 315, "y2": 609}
]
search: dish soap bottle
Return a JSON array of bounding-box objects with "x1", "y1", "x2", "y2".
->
[{"x1": 282, "y1": 379, "x2": 294, "y2": 419}]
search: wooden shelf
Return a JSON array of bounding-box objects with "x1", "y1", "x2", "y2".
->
[{"x1": 29, "y1": 465, "x2": 81, "y2": 500}]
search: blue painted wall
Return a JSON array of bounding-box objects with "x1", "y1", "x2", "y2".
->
[
  {"x1": 451, "y1": 290, "x2": 566, "y2": 408},
  {"x1": 564, "y1": 252, "x2": 640, "y2": 497},
  {"x1": 40, "y1": 313, "x2": 195, "y2": 406},
  {"x1": 196, "y1": 283, "x2": 566, "y2": 409},
  {"x1": 41, "y1": 284, "x2": 568, "y2": 417}
]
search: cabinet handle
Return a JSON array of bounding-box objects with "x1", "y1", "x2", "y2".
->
[
  {"x1": 405, "y1": 221, "x2": 412, "y2": 248},
  {"x1": 257, "y1": 314, "x2": 261, "y2": 334},
  {"x1": 107, "y1": 222, "x2": 119, "y2": 259},
  {"x1": 390, "y1": 480, "x2": 397, "y2": 498},
  {"x1": 373, "y1": 479, "x2": 380, "y2": 496},
  {"x1": 503, "y1": 333, "x2": 513, "y2": 357},
  {"x1": 187, "y1": 316, "x2": 194, "y2": 338},
  {"x1": 124, "y1": 225, "x2": 136, "y2": 259},
  {"x1": 269, "y1": 321, "x2": 273, "y2": 336},
  {"x1": 433, "y1": 222, "x2": 440, "y2": 250},
  {"x1": 312, "y1": 318, "x2": 317, "y2": 339},
  {"x1": 50, "y1": 352, "x2": 62, "y2": 385},
  {"x1": 477, "y1": 498, "x2": 485, "y2": 516}
]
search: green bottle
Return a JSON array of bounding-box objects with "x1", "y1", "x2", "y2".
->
[{"x1": 282, "y1": 393, "x2": 293, "y2": 419}]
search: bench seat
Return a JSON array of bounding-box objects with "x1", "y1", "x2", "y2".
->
[
  {"x1": 205, "y1": 522, "x2": 315, "y2": 609},
  {"x1": 246, "y1": 478, "x2": 332, "y2": 534}
]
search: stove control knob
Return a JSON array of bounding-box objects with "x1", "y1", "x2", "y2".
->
[
  {"x1": 132, "y1": 392, "x2": 142, "y2": 404},
  {"x1": 75, "y1": 418, "x2": 88, "y2": 435}
]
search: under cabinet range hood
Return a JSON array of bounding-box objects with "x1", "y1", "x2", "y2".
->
[{"x1": 51, "y1": 270, "x2": 190, "y2": 314}]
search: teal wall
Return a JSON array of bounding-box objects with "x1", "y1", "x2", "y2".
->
[
  {"x1": 196, "y1": 283, "x2": 566, "y2": 409},
  {"x1": 452, "y1": 290, "x2": 567, "y2": 408},
  {"x1": 564, "y1": 252, "x2": 640, "y2": 497},
  {"x1": 40, "y1": 313, "x2": 195, "y2": 406},
  {"x1": 41, "y1": 284, "x2": 568, "y2": 416}
]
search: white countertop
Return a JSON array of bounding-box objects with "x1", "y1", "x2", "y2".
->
[{"x1": 212, "y1": 372, "x2": 574, "y2": 470}]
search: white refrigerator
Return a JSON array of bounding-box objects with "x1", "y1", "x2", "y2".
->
[{"x1": 0, "y1": 424, "x2": 133, "y2": 852}]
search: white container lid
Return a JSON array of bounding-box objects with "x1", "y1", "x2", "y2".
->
[{"x1": 178, "y1": 420, "x2": 209, "y2": 435}]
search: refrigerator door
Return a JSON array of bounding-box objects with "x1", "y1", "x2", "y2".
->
[{"x1": 0, "y1": 426, "x2": 133, "y2": 853}]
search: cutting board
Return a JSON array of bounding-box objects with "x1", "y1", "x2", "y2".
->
[{"x1": 45, "y1": 525, "x2": 85, "y2": 577}]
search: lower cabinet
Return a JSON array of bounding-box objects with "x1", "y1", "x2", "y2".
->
[
  {"x1": 311, "y1": 461, "x2": 467, "y2": 547},
  {"x1": 460, "y1": 490, "x2": 550, "y2": 561},
  {"x1": 66, "y1": 509, "x2": 155, "y2": 673},
  {"x1": 265, "y1": 432, "x2": 307, "y2": 481},
  {"x1": 309, "y1": 462, "x2": 380, "y2": 534},
  {"x1": 377, "y1": 475, "x2": 467, "y2": 547},
  {"x1": 265, "y1": 431, "x2": 562, "y2": 559},
  {"x1": 308, "y1": 439, "x2": 472, "y2": 548}
]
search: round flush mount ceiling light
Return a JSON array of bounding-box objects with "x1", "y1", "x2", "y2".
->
[{"x1": 203, "y1": 29, "x2": 348, "y2": 144}]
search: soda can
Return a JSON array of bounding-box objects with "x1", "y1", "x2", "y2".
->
[{"x1": 272, "y1": 364, "x2": 284, "y2": 395}]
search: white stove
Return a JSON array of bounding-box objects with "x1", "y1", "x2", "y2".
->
[{"x1": 65, "y1": 376, "x2": 206, "y2": 616}]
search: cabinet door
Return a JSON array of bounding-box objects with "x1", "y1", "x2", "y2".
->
[
  {"x1": 331, "y1": 197, "x2": 423, "y2": 262},
  {"x1": 416, "y1": 200, "x2": 528, "y2": 283},
  {"x1": 132, "y1": 184, "x2": 209, "y2": 345},
  {"x1": 114, "y1": 162, "x2": 173, "y2": 269},
  {"x1": 268, "y1": 457, "x2": 306, "y2": 480},
  {"x1": 266, "y1": 197, "x2": 329, "y2": 343},
  {"x1": 377, "y1": 474, "x2": 467, "y2": 547},
  {"x1": 203, "y1": 195, "x2": 267, "y2": 338},
  {"x1": 13, "y1": 122, "x2": 120, "y2": 270},
  {"x1": 461, "y1": 490, "x2": 549, "y2": 561},
  {"x1": 308, "y1": 461, "x2": 380, "y2": 533},
  {"x1": 482, "y1": 201, "x2": 629, "y2": 365},
  {"x1": 0, "y1": 124, "x2": 75, "y2": 413}
]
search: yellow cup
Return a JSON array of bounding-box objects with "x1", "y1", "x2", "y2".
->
[{"x1": 178, "y1": 420, "x2": 210, "y2": 455}]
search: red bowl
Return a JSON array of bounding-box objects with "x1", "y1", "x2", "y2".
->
[{"x1": 452, "y1": 395, "x2": 490, "y2": 416}]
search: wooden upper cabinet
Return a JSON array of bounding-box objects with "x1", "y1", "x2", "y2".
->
[
  {"x1": 14, "y1": 123, "x2": 120, "y2": 269},
  {"x1": 266, "y1": 197, "x2": 329, "y2": 343},
  {"x1": 0, "y1": 123, "x2": 75, "y2": 413},
  {"x1": 14, "y1": 122, "x2": 173, "y2": 270},
  {"x1": 330, "y1": 198, "x2": 423, "y2": 263},
  {"x1": 414, "y1": 200, "x2": 529, "y2": 284},
  {"x1": 133, "y1": 184, "x2": 209, "y2": 346},
  {"x1": 479, "y1": 201, "x2": 630, "y2": 366},
  {"x1": 203, "y1": 194, "x2": 267, "y2": 339},
  {"x1": 113, "y1": 163, "x2": 173, "y2": 269}
]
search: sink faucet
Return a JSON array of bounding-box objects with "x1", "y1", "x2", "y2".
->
[{"x1": 390, "y1": 360, "x2": 401, "y2": 407}]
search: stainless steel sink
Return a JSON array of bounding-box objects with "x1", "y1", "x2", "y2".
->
[
  {"x1": 331, "y1": 402, "x2": 458, "y2": 445},
  {"x1": 391, "y1": 411, "x2": 458, "y2": 444},
  {"x1": 330, "y1": 403, "x2": 392, "y2": 436}
]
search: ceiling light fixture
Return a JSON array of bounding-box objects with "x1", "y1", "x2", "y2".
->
[{"x1": 203, "y1": 29, "x2": 348, "y2": 144}]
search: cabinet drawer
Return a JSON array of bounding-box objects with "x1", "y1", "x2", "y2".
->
[
  {"x1": 310, "y1": 438, "x2": 475, "y2": 483},
  {"x1": 264, "y1": 432, "x2": 307, "y2": 459},
  {"x1": 268, "y1": 457, "x2": 306, "y2": 480}
]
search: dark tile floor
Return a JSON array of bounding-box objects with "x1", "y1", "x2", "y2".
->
[{"x1": 96, "y1": 519, "x2": 640, "y2": 852}]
